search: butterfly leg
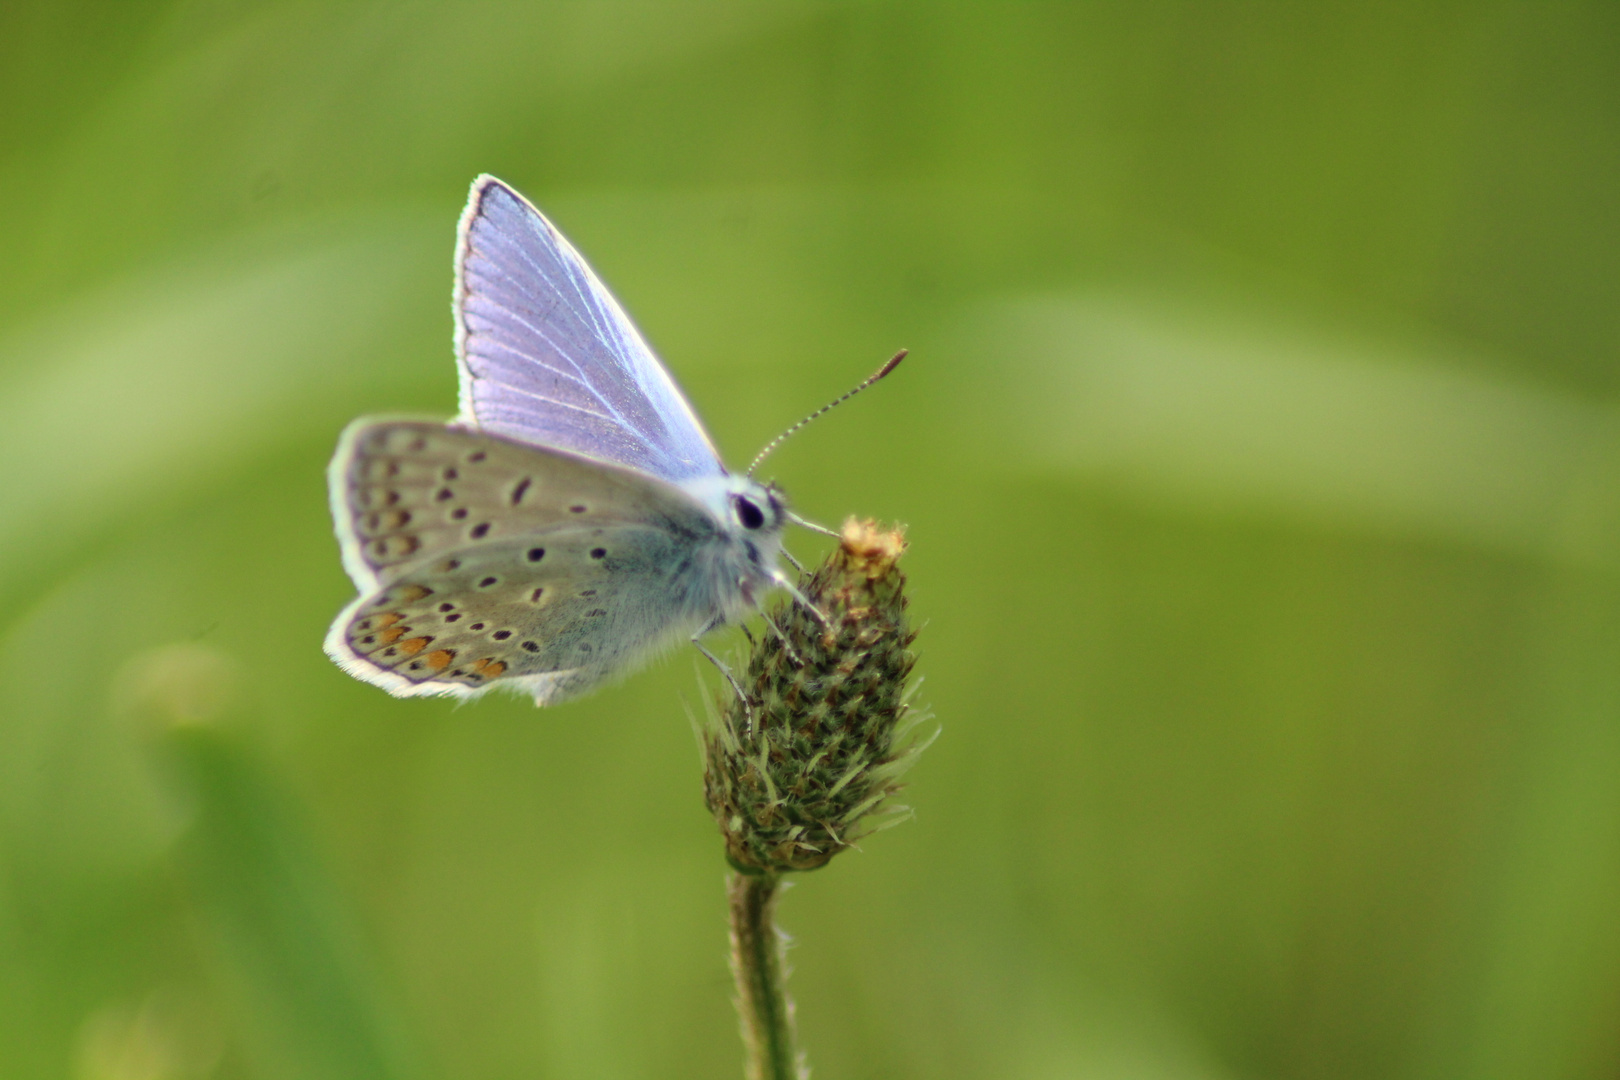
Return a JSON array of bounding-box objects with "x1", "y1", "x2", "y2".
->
[
  {"x1": 758, "y1": 608, "x2": 804, "y2": 666},
  {"x1": 692, "y1": 615, "x2": 749, "y2": 704},
  {"x1": 781, "y1": 548, "x2": 806, "y2": 574},
  {"x1": 772, "y1": 570, "x2": 828, "y2": 627}
]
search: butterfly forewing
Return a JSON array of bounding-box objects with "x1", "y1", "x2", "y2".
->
[
  {"x1": 455, "y1": 177, "x2": 723, "y2": 483},
  {"x1": 332, "y1": 419, "x2": 695, "y2": 587}
]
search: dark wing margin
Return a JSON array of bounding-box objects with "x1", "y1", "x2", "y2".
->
[{"x1": 453, "y1": 175, "x2": 724, "y2": 482}]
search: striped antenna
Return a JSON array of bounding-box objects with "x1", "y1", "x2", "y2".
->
[{"x1": 747, "y1": 350, "x2": 909, "y2": 477}]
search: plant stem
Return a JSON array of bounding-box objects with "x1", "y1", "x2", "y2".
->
[{"x1": 728, "y1": 872, "x2": 802, "y2": 1080}]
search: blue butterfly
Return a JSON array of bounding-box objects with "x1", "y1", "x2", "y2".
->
[{"x1": 325, "y1": 176, "x2": 897, "y2": 706}]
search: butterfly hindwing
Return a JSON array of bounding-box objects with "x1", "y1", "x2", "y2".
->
[{"x1": 332, "y1": 530, "x2": 716, "y2": 704}]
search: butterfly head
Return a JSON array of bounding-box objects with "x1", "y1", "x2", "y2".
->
[
  {"x1": 724, "y1": 475, "x2": 786, "y2": 537},
  {"x1": 687, "y1": 473, "x2": 787, "y2": 618}
]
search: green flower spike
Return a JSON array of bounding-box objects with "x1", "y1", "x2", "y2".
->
[
  {"x1": 703, "y1": 519, "x2": 930, "y2": 1080},
  {"x1": 705, "y1": 518, "x2": 927, "y2": 874}
]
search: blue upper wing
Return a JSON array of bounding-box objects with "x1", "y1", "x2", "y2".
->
[{"x1": 453, "y1": 175, "x2": 724, "y2": 482}]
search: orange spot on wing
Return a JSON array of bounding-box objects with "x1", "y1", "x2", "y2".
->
[
  {"x1": 373, "y1": 612, "x2": 404, "y2": 629},
  {"x1": 398, "y1": 637, "x2": 431, "y2": 657},
  {"x1": 390, "y1": 536, "x2": 420, "y2": 558},
  {"x1": 377, "y1": 626, "x2": 406, "y2": 645},
  {"x1": 470, "y1": 658, "x2": 507, "y2": 678},
  {"x1": 398, "y1": 584, "x2": 432, "y2": 601},
  {"x1": 425, "y1": 649, "x2": 455, "y2": 672}
]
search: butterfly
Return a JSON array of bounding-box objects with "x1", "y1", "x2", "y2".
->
[{"x1": 324, "y1": 175, "x2": 901, "y2": 706}]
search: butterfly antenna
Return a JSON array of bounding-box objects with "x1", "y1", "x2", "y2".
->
[{"x1": 746, "y1": 349, "x2": 909, "y2": 477}]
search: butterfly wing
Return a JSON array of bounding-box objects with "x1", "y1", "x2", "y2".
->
[
  {"x1": 326, "y1": 419, "x2": 728, "y2": 704},
  {"x1": 454, "y1": 175, "x2": 725, "y2": 483}
]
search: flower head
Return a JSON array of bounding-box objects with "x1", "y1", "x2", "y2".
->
[{"x1": 704, "y1": 519, "x2": 928, "y2": 874}]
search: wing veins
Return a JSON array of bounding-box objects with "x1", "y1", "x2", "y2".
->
[
  {"x1": 473, "y1": 345, "x2": 609, "y2": 406},
  {"x1": 470, "y1": 313, "x2": 601, "y2": 392},
  {"x1": 498, "y1": 240, "x2": 618, "y2": 378},
  {"x1": 476, "y1": 380, "x2": 624, "y2": 425},
  {"x1": 475, "y1": 254, "x2": 640, "y2": 432},
  {"x1": 503, "y1": 229, "x2": 622, "y2": 367}
]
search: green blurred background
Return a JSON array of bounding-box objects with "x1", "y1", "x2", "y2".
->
[{"x1": 5, "y1": 3, "x2": 1620, "y2": 1078}]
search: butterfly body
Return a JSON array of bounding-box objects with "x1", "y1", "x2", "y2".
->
[{"x1": 326, "y1": 178, "x2": 787, "y2": 705}]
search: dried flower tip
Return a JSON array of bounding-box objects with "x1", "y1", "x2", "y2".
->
[
  {"x1": 839, "y1": 518, "x2": 906, "y2": 577},
  {"x1": 704, "y1": 519, "x2": 927, "y2": 874}
]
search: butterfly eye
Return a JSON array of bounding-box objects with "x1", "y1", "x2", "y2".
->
[{"x1": 734, "y1": 496, "x2": 766, "y2": 531}]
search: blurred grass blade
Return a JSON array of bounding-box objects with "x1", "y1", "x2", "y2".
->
[
  {"x1": 140, "y1": 644, "x2": 430, "y2": 1080},
  {"x1": 1438, "y1": 573, "x2": 1620, "y2": 1080},
  {"x1": 980, "y1": 293, "x2": 1620, "y2": 565}
]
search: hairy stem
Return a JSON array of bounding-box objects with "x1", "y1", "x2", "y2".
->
[{"x1": 728, "y1": 873, "x2": 802, "y2": 1080}]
